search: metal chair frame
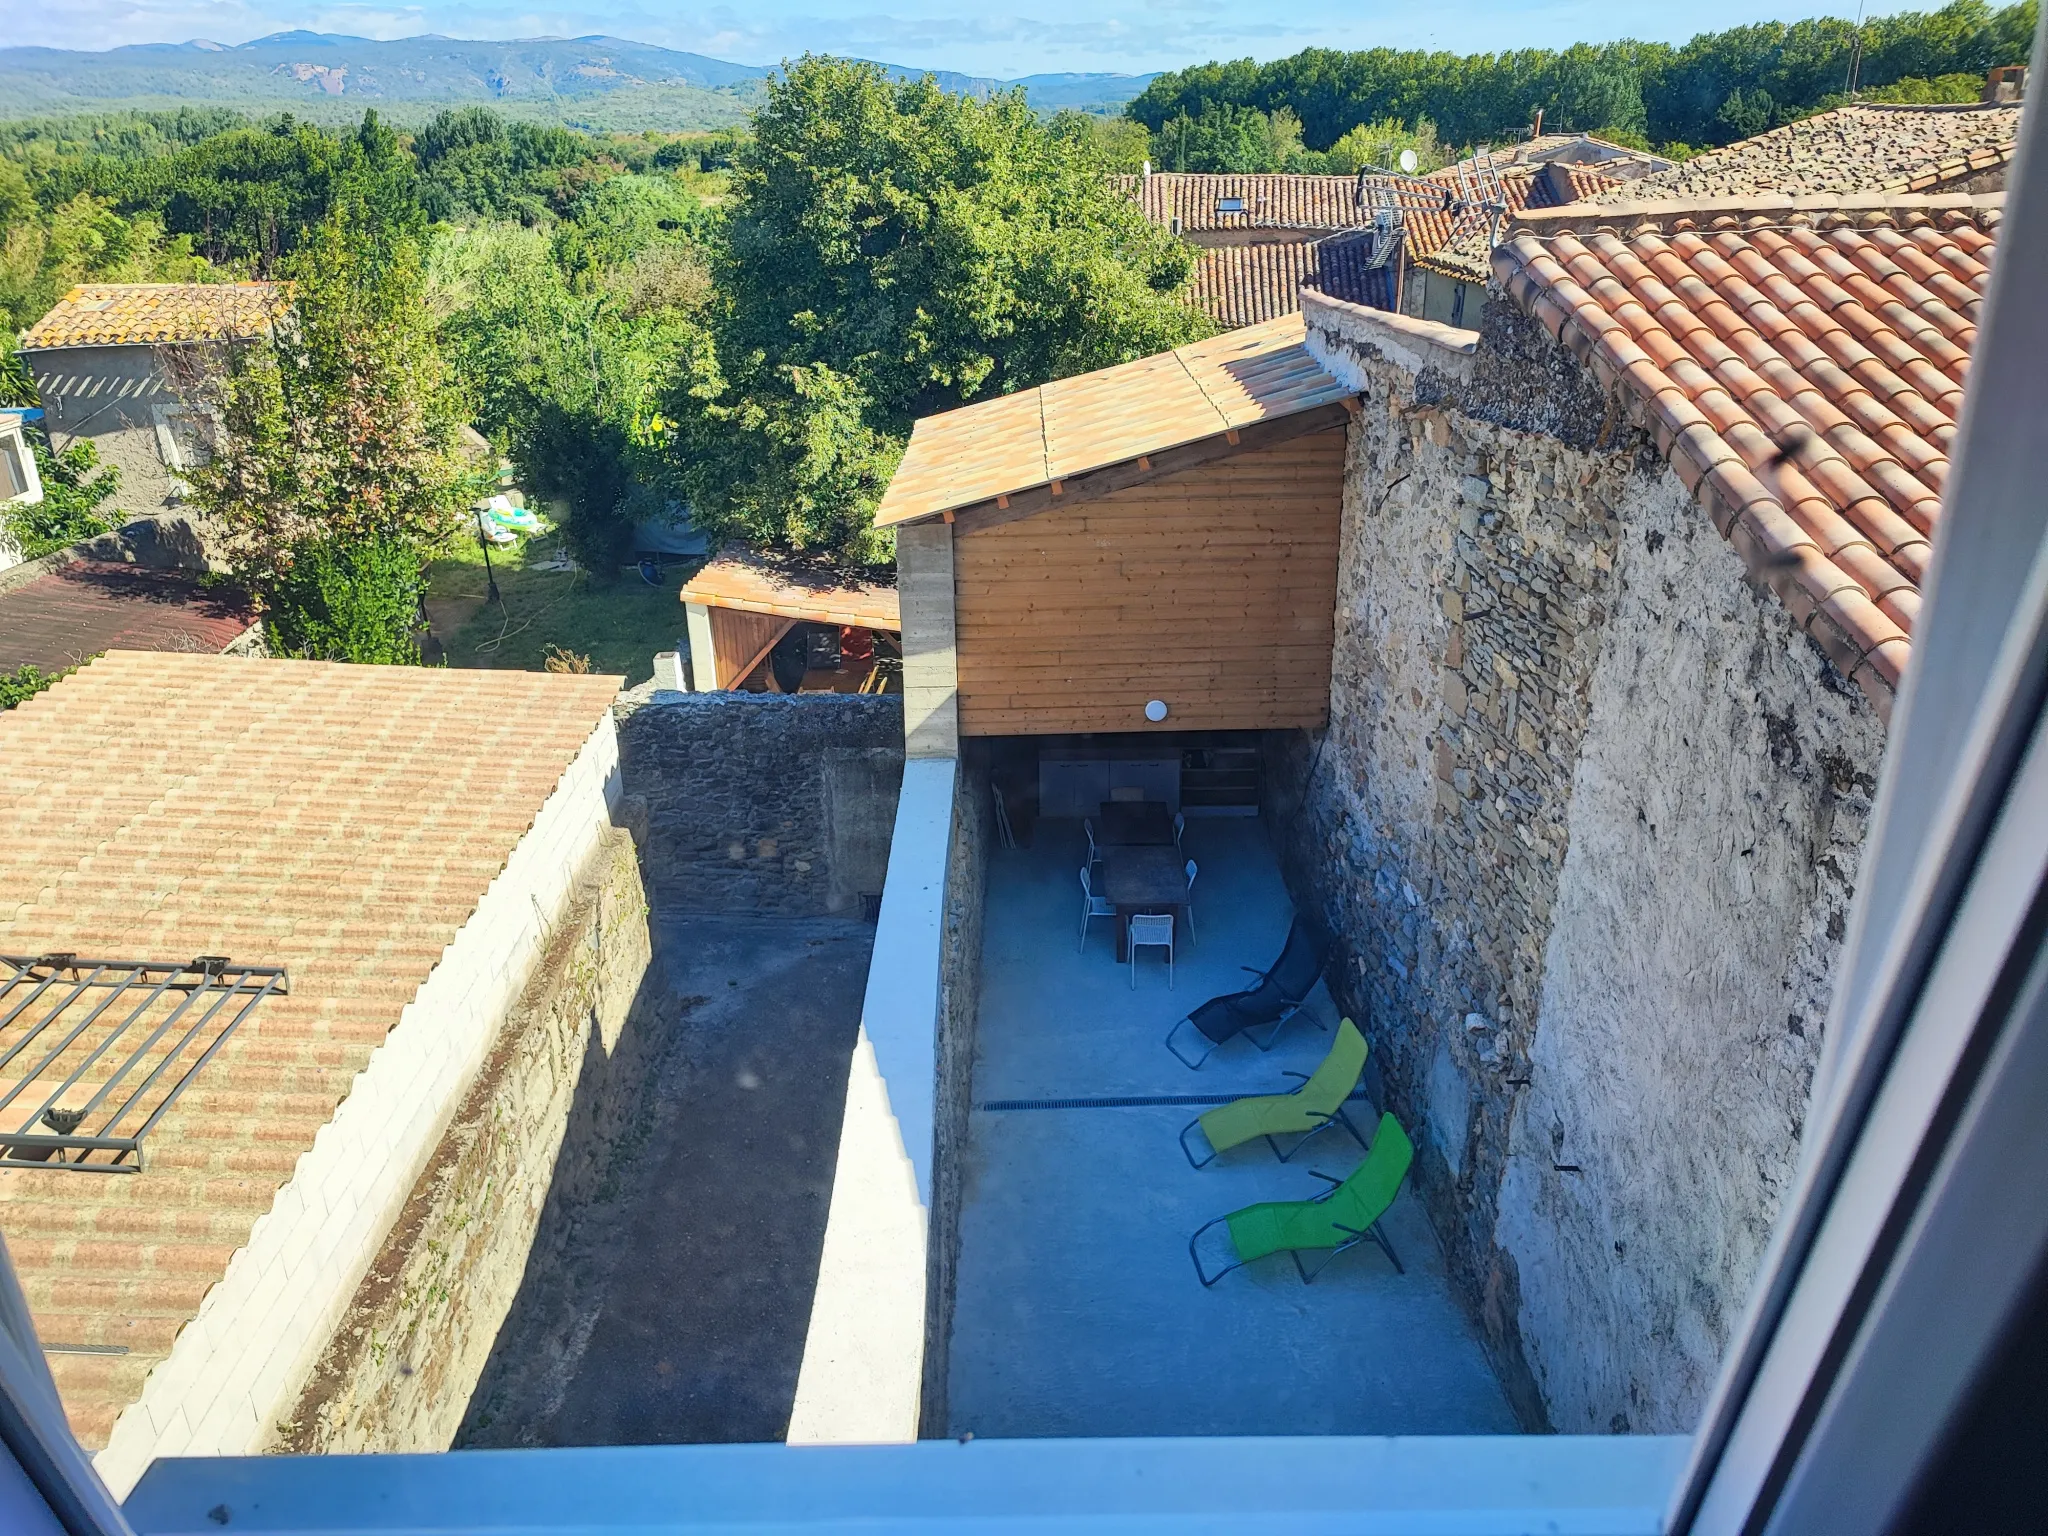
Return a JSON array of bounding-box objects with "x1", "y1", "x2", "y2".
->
[
  {"x1": 1128, "y1": 912, "x2": 1175, "y2": 988},
  {"x1": 1177, "y1": 1079, "x2": 1374, "y2": 1169},
  {"x1": 1188, "y1": 1170, "x2": 1405, "y2": 1287},
  {"x1": 1077, "y1": 866, "x2": 1116, "y2": 951}
]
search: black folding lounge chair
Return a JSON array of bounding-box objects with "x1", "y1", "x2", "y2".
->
[{"x1": 1163, "y1": 916, "x2": 1331, "y2": 1069}]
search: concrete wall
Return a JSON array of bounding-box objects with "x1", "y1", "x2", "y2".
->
[
  {"x1": 93, "y1": 717, "x2": 624, "y2": 1497},
  {"x1": 786, "y1": 756, "x2": 958, "y2": 1444},
  {"x1": 1290, "y1": 293, "x2": 1885, "y2": 1436},
  {"x1": 922, "y1": 750, "x2": 990, "y2": 1434},
  {"x1": 615, "y1": 693, "x2": 905, "y2": 917},
  {"x1": 277, "y1": 823, "x2": 675, "y2": 1452}
]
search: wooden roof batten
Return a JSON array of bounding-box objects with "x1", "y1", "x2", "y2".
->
[{"x1": 874, "y1": 313, "x2": 1360, "y2": 531}]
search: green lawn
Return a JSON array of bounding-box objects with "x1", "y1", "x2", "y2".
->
[{"x1": 426, "y1": 533, "x2": 700, "y2": 687}]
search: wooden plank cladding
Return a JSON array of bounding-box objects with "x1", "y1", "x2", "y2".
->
[
  {"x1": 709, "y1": 606, "x2": 792, "y2": 689},
  {"x1": 951, "y1": 430, "x2": 1344, "y2": 736}
]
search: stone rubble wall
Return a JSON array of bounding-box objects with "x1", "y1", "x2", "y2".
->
[
  {"x1": 922, "y1": 749, "x2": 991, "y2": 1434},
  {"x1": 615, "y1": 692, "x2": 905, "y2": 917},
  {"x1": 1292, "y1": 295, "x2": 1885, "y2": 1435},
  {"x1": 277, "y1": 824, "x2": 676, "y2": 1453}
]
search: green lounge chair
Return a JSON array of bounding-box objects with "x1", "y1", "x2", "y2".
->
[
  {"x1": 1189, "y1": 1113, "x2": 1414, "y2": 1287},
  {"x1": 1177, "y1": 1018, "x2": 1371, "y2": 1169}
]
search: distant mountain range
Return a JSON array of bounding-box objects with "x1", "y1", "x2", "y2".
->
[{"x1": 0, "y1": 32, "x2": 1157, "y2": 129}]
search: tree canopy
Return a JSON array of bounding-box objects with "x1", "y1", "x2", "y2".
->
[
  {"x1": 1127, "y1": 1, "x2": 2036, "y2": 160},
  {"x1": 660, "y1": 56, "x2": 1210, "y2": 563}
]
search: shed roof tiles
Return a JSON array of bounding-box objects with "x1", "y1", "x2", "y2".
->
[
  {"x1": 20, "y1": 283, "x2": 287, "y2": 352},
  {"x1": 0, "y1": 562, "x2": 255, "y2": 674},
  {"x1": 0, "y1": 652, "x2": 620, "y2": 1448},
  {"x1": 874, "y1": 313, "x2": 1354, "y2": 527},
  {"x1": 682, "y1": 547, "x2": 900, "y2": 630},
  {"x1": 1492, "y1": 197, "x2": 2000, "y2": 717},
  {"x1": 1578, "y1": 103, "x2": 2019, "y2": 205}
]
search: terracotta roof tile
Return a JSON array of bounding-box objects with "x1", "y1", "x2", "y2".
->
[
  {"x1": 1492, "y1": 198, "x2": 1997, "y2": 720},
  {"x1": 0, "y1": 562, "x2": 256, "y2": 674},
  {"x1": 1579, "y1": 104, "x2": 2019, "y2": 204},
  {"x1": 20, "y1": 284, "x2": 287, "y2": 351},
  {"x1": 1185, "y1": 236, "x2": 1398, "y2": 327},
  {"x1": 1116, "y1": 173, "x2": 1369, "y2": 233},
  {"x1": 0, "y1": 652, "x2": 620, "y2": 1448},
  {"x1": 875, "y1": 313, "x2": 1354, "y2": 527},
  {"x1": 681, "y1": 546, "x2": 899, "y2": 629}
]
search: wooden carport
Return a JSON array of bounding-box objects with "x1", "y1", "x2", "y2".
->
[
  {"x1": 680, "y1": 547, "x2": 901, "y2": 693},
  {"x1": 875, "y1": 314, "x2": 1358, "y2": 755}
]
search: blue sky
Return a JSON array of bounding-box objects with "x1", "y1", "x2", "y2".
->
[{"x1": 9, "y1": 0, "x2": 1887, "y2": 77}]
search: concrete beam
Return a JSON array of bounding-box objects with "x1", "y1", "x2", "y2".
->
[
  {"x1": 683, "y1": 602, "x2": 716, "y2": 692},
  {"x1": 785, "y1": 756, "x2": 957, "y2": 1444},
  {"x1": 895, "y1": 525, "x2": 959, "y2": 759}
]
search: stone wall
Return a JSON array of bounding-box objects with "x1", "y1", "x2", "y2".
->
[
  {"x1": 1290, "y1": 293, "x2": 1885, "y2": 1435},
  {"x1": 278, "y1": 823, "x2": 676, "y2": 1452},
  {"x1": 616, "y1": 693, "x2": 905, "y2": 917},
  {"x1": 922, "y1": 749, "x2": 991, "y2": 1434}
]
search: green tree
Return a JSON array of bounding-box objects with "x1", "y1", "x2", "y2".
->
[
  {"x1": 431, "y1": 171, "x2": 705, "y2": 577},
  {"x1": 1125, "y1": 3, "x2": 2035, "y2": 154},
  {"x1": 0, "y1": 428, "x2": 121, "y2": 560},
  {"x1": 182, "y1": 120, "x2": 469, "y2": 660},
  {"x1": 664, "y1": 56, "x2": 1208, "y2": 562},
  {"x1": 1323, "y1": 118, "x2": 1447, "y2": 174}
]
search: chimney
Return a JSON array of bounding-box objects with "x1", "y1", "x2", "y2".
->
[
  {"x1": 1142, "y1": 158, "x2": 1152, "y2": 180},
  {"x1": 1530, "y1": 107, "x2": 1543, "y2": 140},
  {"x1": 1984, "y1": 65, "x2": 2027, "y2": 104}
]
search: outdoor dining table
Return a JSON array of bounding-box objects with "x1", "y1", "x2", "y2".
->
[
  {"x1": 1100, "y1": 844, "x2": 1191, "y2": 962},
  {"x1": 1095, "y1": 800, "x2": 1176, "y2": 846}
]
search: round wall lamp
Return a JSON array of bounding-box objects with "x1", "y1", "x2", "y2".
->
[{"x1": 1144, "y1": 699, "x2": 1169, "y2": 722}]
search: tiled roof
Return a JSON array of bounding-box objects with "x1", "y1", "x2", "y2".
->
[
  {"x1": 681, "y1": 546, "x2": 900, "y2": 630},
  {"x1": 1117, "y1": 173, "x2": 1369, "y2": 233},
  {"x1": 1405, "y1": 163, "x2": 1625, "y2": 278},
  {"x1": 1579, "y1": 104, "x2": 2019, "y2": 205},
  {"x1": 0, "y1": 652, "x2": 620, "y2": 1448},
  {"x1": 1187, "y1": 235, "x2": 1398, "y2": 327},
  {"x1": 0, "y1": 562, "x2": 255, "y2": 675},
  {"x1": 1492, "y1": 196, "x2": 2000, "y2": 718},
  {"x1": 20, "y1": 284, "x2": 286, "y2": 351},
  {"x1": 874, "y1": 313, "x2": 1354, "y2": 527}
]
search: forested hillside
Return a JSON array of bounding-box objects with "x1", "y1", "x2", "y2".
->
[
  {"x1": 0, "y1": 33, "x2": 1155, "y2": 130},
  {"x1": 1128, "y1": 0, "x2": 2037, "y2": 164}
]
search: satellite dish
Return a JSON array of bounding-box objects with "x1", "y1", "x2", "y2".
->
[{"x1": 1398, "y1": 148, "x2": 1419, "y2": 174}]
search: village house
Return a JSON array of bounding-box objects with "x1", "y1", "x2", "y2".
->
[
  {"x1": 785, "y1": 170, "x2": 1997, "y2": 1445},
  {"x1": 1135, "y1": 141, "x2": 1666, "y2": 330},
  {"x1": 16, "y1": 282, "x2": 287, "y2": 543}
]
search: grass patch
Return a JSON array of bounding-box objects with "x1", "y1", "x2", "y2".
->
[{"x1": 426, "y1": 533, "x2": 699, "y2": 687}]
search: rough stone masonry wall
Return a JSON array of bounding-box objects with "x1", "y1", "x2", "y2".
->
[
  {"x1": 616, "y1": 693, "x2": 905, "y2": 917},
  {"x1": 922, "y1": 749, "x2": 991, "y2": 1435},
  {"x1": 277, "y1": 822, "x2": 678, "y2": 1452},
  {"x1": 1289, "y1": 297, "x2": 1885, "y2": 1435}
]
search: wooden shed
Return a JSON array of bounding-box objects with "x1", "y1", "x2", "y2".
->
[
  {"x1": 875, "y1": 314, "x2": 1357, "y2": 754},
  {"x1": 680, "y1": 547, "x2": 900, "y2": 694}
]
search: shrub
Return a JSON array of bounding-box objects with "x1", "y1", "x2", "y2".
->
[
  {"x1": 264, "y1": 533, "x2": 425, "y2": 664},
  {"x1": 0, "y1": 663, "x2": 64, "y2": 710},
  {"x1": 0, "y1": 430, "x2": 121, "y2": 560}
]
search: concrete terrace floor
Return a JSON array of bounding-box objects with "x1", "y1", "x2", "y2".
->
[{"x1": 947, "y1": 817, "x2": 1519, "y2": 1439}]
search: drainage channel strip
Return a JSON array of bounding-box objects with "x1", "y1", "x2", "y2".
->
[{"x1": 977, "y1": 1091, "x2": 1372, "y2": 1112}]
